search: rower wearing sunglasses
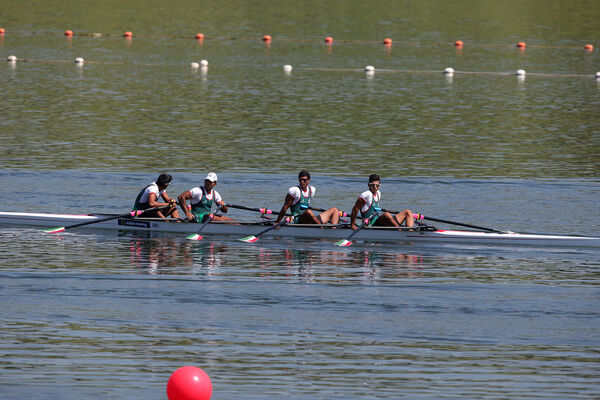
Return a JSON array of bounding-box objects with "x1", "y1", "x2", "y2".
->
[
  {"x1": 275, "y1": 170, "x2": 340, "y2": 225},
  {"x1": 350, "y1": 174, "x2": 413, "y2": 230}
]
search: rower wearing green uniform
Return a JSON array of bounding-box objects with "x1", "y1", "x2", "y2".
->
[
  {"x1": 275, "y1": 170, "x2": 340, "y2": 225},
  {"x1": 350, "y1": 174, "x2": 413, "y2": 230},
  {"x1": 178, "y1": 172, "x2": 232, "y2": 223},
  {"x1": 132, "y1": 173, "x2": 180, "y2": 218}
]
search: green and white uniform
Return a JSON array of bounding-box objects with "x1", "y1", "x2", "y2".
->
[
  {"x1": 359, "y1": 190, "x2": 381, "y2": 226},
  {"x1": 189, "y1": 186, "x2": 222, "y2": 223},
  {"x1": 133, "y1": 182, "x2": 165, "y2": 211},
  {"x1": 288, "y1": 185, "x2": 315, "y2": 223}
]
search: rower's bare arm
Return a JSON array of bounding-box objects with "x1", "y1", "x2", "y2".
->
[
  {"x1": 148, "y1": 193, "x2": 167, "y2": 208},
  {"x1": 178, "y1": 191, "x2": 194, "y2": 219},
  {"x1": 276, "y1": 194, "x2": 295, "y2": 223},
  {"x1": 219, "y1": 201, "x2": 228, "y2": 213},
  {"x1": 351, "y1": 198, "x2": 364, "y2": 230}
]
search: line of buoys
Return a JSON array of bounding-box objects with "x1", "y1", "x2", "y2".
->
[
  {"x1": 4, "y1": 54, "x2": 598, "y2": 81},
  {"x1": 0, "y1": 28, "x2": 595, "y2": 51}
]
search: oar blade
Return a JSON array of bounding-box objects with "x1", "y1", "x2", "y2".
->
[
  {"x1": 43, "y1": 227, "x2": 66, "y2": 233},
  {"x1": 239, "y1": 235, "x2": 258, "y2": 243},
  {"x1": 186, "y1": 233, "x2": 203, "y2": 241},
  {"x1": 335, "y1": 239, "x2": 353, "y2": 247}
]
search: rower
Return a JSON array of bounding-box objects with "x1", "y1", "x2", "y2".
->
[
  {"x1": 132, "y1": 173, "x2": 180, "y2": 218},
  {"x1": 350, "y1": 174, "x2": 413, "y2": 230},
  {"x1": 275, "y1": 170, "x2": 340, "y2": 225},
  {"x1": 178, "y1": 172, "x2": 232, "y2": 223}
]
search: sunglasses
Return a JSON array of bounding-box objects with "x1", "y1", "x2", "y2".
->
[
  {"x1": 299, "y1": 178, "x2": 309, "y2": 182},
  {"x1": 368, "y1": 183, "x2": 380, "y2": 188}
]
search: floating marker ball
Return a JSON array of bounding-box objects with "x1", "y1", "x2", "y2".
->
[
  {"x1": 167, "y1": 366, "x2": 212, "y2": 400},
  {"x1": 283, "y1": 64, "x2": 293, "y2": 72},
  {"x1": 7, "y1": 55, "x2": 17, "y2": 62},
  {"x1": 516, "y1": 69, "x2": 526, "y2": 76},
  {"x1": 444, "y1": 67, "x2": 454, "y2": 75}
]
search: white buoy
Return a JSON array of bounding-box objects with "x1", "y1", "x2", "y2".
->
[
  {"x1": 7, "y1": 55, "x2": 17, "y2": 62},
  {"x1": 190, "y1": 62, "x2": 200, "y2": 69},
  {"x1": 283, "y1": 64, "x2": 293, "y2": 72},
  {"x1": 364, "y1": 65, "x2": 375, "y2": 72},
  {"x1": 444, "y1": 67, "x2": 454, "y2": 77},
  {"x1": 200, "y1": 59, "x2": 208, "y2": 67},
  {"x1": 596, "y1": 71, "x2": 600, "y2": 79},
  {"x1": 74, "y1": 57, "x2": 85, "y2": 65},
  {"x1": 516, "y1": 69, "x2": 526, "y2": 76}
]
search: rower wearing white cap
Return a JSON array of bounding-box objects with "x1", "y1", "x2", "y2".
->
[{"x1": 178, "y1": 173, "x2": 232, "y2": 223}]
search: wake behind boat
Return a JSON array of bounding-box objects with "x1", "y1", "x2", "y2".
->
[{"x1": 1, "y1": 211, "x2": 599, "y2": 249}]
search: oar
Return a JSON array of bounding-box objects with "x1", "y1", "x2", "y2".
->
[
  {"x1": 227, "y1": 203, "x2": 278, "y2": 215},
  {"x1": 381, "y1": 208, "x2": 505, "y2": 233},
  {"x1": 43, "y1": 205, "x2": 168, "y2": 233},
  {"x1": 186, "y1": 210, "x2": 218, "y2": 241},
  {"x1": 239, "y1": 218, "x2": 290, "y2": 243},
  {"x1": 335, "y1": 218, "x2": 370, "y2": 247}
]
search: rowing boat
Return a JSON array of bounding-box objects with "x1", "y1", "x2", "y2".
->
[{"x1": 1, "y1": 211, "x2": 599, "y2": 248}]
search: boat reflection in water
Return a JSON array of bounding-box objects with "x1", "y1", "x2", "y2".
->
[{"x1": 121, "y1": 231, "x2": 425, "y2": 281}]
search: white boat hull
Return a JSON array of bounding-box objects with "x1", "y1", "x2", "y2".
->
[{"x1": 1, "y1": 211, "x2": 599, "y2": 248}]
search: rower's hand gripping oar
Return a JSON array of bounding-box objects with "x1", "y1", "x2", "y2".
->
[
  {"x1": 239, "y1": 217, "x2": 291, "y2": 243},
  {"x1": 335, "y1": 218, "x2": 370, "y2": 247},
  {"x1": 43, "y1": 205, "x2": 169, "y2": 233},
  {"x1": 185, "y1": 210, "x2": 218, "y2": 241}
]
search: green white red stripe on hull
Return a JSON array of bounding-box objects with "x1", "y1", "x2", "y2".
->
[{"x1": 1, "y1": 211, "x2": 599, "y2": 248}]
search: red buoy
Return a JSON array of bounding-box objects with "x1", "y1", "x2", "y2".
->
[
  {"x1": 0, "y1": 28, "x2": 6, "y2": 35},
  {"x1": 324, "y1": 36, "x2": 333, "y2": 44},
  {"x1": 167, "y1": 366, "x2": 212, "y2": 400},
  {"x1": 65, "y1": 30, "x2": 74, "y2": 36},
  {"x1": 584, "y1": 44, "x2": 594, "y2": 52},
  {"x1": 195, "y1": 33, "x2": 204, "y2": 40},
  {"x1": 262, "y1": 35, "x2": 272, "y2": 42},
  {"x1": 383, "y1": 38, "x2": 392, "y2": 45},
  {"x1": 455, "y1": 40, "x2": 463, "y2": 47},
  {"x1": 123, "y1": 31, "x2": 133, "y2": 38},
  {"x1": 517, "y1": 41, "x2": 526, "y2": 49}
]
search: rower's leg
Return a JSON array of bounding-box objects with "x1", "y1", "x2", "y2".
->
[
  {"x1": 395, "y1": 210, "x2": 414, "y2": 227},
  {"x1": 213, "y1": 215, "x2": 233, "y2": 222},
  {"x1": 318, "y1": 207, "x2": 340, "y2": 224},
  {"x1": 299, "y1": 210, "x2": 320, "y2": 224}
]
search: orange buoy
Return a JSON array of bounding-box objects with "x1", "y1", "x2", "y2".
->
[
  {"x1": 455, "y1": 40, "x2": 463, "y2": 47},
  {"x1": 584, "y1": 44, "x2": 593, "y2": 52},
  {"x1": 195, "y1": 33, "x2": 204, "y2": 40},
  {"x1": 64, "y1": 30, "x2": 74, "y2": 36},
  {"x1": 517, "y1": 41, "x2": 526, "y2": 49},
  {"x1": 324, "y1": 36, "x2": 333, "y2": 44},
  {"x1": 0, "y1": 28, "x2": 6, "y2": 35},
  {"x1": 383, "y1": 38, "x2": 392, "y2": 45},
  {"x1": 123, "y1": 31, "x2": 133, "y2": 38},
  {"x1": 262, "y1": 35, "x2": 272, "y2": 42}
]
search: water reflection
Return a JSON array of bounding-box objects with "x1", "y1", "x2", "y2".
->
[
  {"x1": 126, "y1": 238, "x2": 225, "y2": 275},
  {"x1": 122, "y1": 235, "x2": 424, "y2": 281}
]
